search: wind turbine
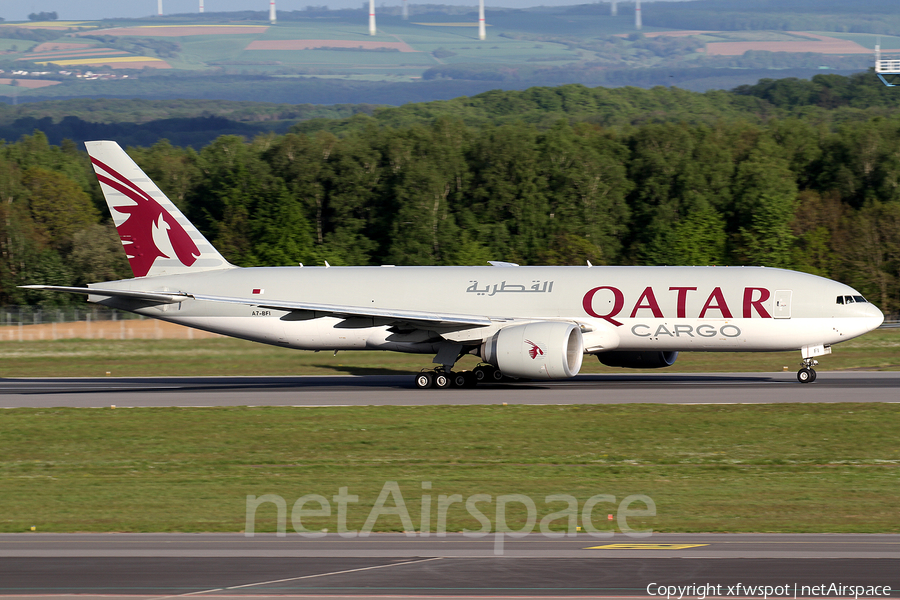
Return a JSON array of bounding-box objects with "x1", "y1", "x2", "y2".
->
[
  {"x1": 635, "y1": 0, "x2": 642, "y2": 30},
  {"x1": 369, "y1": 0, "x2": 376, "y2": 35},
  {"x1": 158, "y1": 0, "x2": 163, "y2": 16},
  {"x1": 269, "y1": 0, "x2": 276, "y2": 23},
  {"x1": 402, "y1": 0, "x2": 408, "y2": 20},
  {"x1": 478, "y1": 0, "x2": 485, "y2": 41},
  {"x1": 199, "y1": 0, "x2": 204, "y2": 13},
  {"x1": 610, "y1": 0, "x2": 617, "y2": 16}
]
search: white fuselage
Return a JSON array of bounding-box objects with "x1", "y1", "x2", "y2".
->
[{"x1": 90, "y1": 265, "x2": 884, "y2": 356}]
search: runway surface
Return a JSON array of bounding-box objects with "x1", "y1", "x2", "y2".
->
[
  {"x1": 1, "y1": 534, "x2": 897, "y2": 598},
  {"x1": 1, "y1": 372, "x2": 899, "y2": 408}
]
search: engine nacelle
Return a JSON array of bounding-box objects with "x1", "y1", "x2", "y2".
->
[
  {"x1": 482, "y1": 321, "x2": 583, "y2": 379},
  {"x1": 597, "y1": 350, "x2": 678, "y2": 369}
]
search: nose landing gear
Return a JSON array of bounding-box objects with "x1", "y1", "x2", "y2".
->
[{"x1": 797, "y1": 358, "x2": 818, "y2": 383}]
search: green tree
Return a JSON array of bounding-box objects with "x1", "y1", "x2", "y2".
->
[
  {"x1": 315, "y1": 126, "x2": 390, "y2": 265},
  {"x1": 627, "y1": 122, "x2": 731, "y2": 266},
  {"x1": 466, "y1": 124, "x2": 550, "y2": 264},
  {"x1": 69, "y1": 223, "x2": 132, "y2": 286},
  {"x1": 22, "y1": 166, "x2": 100, "y2": 252},
  {"x1": 189, "y1": 135, "x2": 314, "y2": 266},
  {"x1": 384, "y1": 119, "x2": 470, "y2": 265},
  {"x1": 838, "y1": 201, "x2": 900, "y2": 315},
  {"x1": 730, "y1": 139, "x2": 798, "y2": 268},
  {"x1": 538, "y1": 121, "x2": 631, "y2": 265}
]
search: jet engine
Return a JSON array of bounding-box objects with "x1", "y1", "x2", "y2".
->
[
  {"x1": 596, "y1": 351, "x2": 678, "y2": 369},
  {"x1": 481, "y1": 321, "x2": 583, "y2": 379}
]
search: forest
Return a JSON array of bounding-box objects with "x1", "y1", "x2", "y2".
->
[{"x1": 1, "y1": 72, "x2": 899, "y2": 317}]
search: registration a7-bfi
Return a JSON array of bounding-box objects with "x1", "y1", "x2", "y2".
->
[{"x1": 251, "y1": 310, "x2": 271, "y2": 316}]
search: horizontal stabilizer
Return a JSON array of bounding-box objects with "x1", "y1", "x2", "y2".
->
[{"x1": 19, "y1": 285, "x2": 188, "y2": 304}]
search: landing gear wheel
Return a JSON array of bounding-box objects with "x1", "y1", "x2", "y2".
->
[
  {"x1": 463, "y1": 371, "x2": 478, "y2": 388},
  {"x1": 474, "y1": 365, "x2": 495, "y2": 382},
  {"x1": 434, "y1": 372, "x2": 451, "y2": 389},
  {"x1": 808, "y1": 368, "x2": 817, "y2": 382},
  {"x1": 491, "y1": 368, "x2": 505, "y2": 382},
  {"x1": 415, "y1": 372, "x2": 434, "y2": 389},
  {"x1": 797, "y1": 367, "x2": 813, "y2": 384},
  {"x1": 451, "y1": 371, "x2": 477, "y2": 388},
  {"x1": 452, "y1": 372, "x2": 477, "y2": 388}
]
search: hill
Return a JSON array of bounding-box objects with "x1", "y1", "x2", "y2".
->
[{"x1": 0, "y1": 1, "x2": 884, "y2": 104}]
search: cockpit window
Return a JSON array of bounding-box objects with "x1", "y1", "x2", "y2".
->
[
  {"x1": 836, "y1": 296, "x2": 844, "y2": 304},
  {"x1": 844, "y1": 296, "x2": 854, "y2": 304},
  {"x1": 853, "y1": 295, "x2": 867, "y2": 303}
]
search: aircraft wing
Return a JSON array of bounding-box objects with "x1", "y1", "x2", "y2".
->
[
  {"x1": 19, "y1": 285, "x2": 493, "y2": 329},
  {"x1": 191, "y1": 293, "x2": 494, "y2": 328}
]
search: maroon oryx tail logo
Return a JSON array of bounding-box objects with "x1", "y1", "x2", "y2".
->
[
  {"x1": 525, "y1": 339, "x2": 544, "y2": 359},
  {"x1": 91, "y1": 156, "x2": 200, "y2": 277}
]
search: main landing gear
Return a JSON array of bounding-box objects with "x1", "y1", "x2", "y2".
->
[
  {"x1": 413, "y1": 364, "x2": 507, "y2": 389},
  {"x1": 415, "y1": 368, "x2": 476, "y2": 389},
  {"x1": 797, "y1": 358, "x2": 818, "y2": 384}
]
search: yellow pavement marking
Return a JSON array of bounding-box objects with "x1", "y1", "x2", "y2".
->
[{"x1": 586, "y1": 543, "x2": 709, "y2": 550}]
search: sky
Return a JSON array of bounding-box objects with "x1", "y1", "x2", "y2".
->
[{"x1": 1, "y1": 0, "x2": 680, "y2": 22}]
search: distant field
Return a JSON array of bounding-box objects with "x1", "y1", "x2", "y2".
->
[
  {"x1": 85, "y1": 25, "x2": 271, "y2": 37},
  {"x1": 0, "y1": 325, "x2": 896, "y2": 378},
  {"x1": 1, "y1": 10, "x2": 875, "y2": 93},
  {"x1": 0, "y1": 78, "x2": 60, "y2": 88},
  {"x1": 1, "y1": 21, "x2": 93, "y2": 30},
  {"x1": 705, "y1": 32, "x2": 870, "y2": 56},
  {"x1": 809, "y1": 31, "x2": 900, "y2": 52},
  {"x1": 31, "y1": 42, "x2": 92, "y2": 52},
  {"x1": 0, "y1": 14, "x2": 622, "y2": 82},
  {"x1": 37, "y1": 57, "x2": 171, "y2": 69},
  {"x1": 246, "y1": 40, "x2": 418, "y2": 52}
]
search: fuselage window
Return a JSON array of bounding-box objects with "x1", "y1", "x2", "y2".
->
[
  {"x1": 836, "y1": 296, "x2": 844, "y2": 304},
  {"x1": 844, "y1": 296, "x2": 855, "y2": 304},
  {"x1": 853, "y1": 295, "x2": 867, "y2": 303}
]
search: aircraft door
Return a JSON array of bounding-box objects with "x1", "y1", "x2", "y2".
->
[{"x1": 773, "y1": 290, "x2": 792, "y2": 319}]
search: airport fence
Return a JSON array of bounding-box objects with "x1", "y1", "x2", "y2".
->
[
  {"x1": 0, "y1": 306, "x2": 221, "y2": 342},
  {"x1": 2, "y1": 305, "x2": 141, "y2": 327}
]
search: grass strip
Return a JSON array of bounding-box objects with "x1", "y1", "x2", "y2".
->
[{"x1": 1, "y1": 404, "x2": 898, "y2": 533}]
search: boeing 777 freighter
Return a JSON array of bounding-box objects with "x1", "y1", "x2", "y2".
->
[{"x1": 23, "y1": 142, "x2": 885, "y2": 388}]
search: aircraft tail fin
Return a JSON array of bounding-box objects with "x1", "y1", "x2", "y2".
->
[{"x1": 85, "y1": 140, "x2": 231, "y2": 278}]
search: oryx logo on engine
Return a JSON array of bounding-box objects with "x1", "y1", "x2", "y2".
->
[{"x1": 525, "y1": 339, "x2": 544, "y2": 359}]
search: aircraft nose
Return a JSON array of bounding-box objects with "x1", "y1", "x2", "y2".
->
[{"x1": 867, "y1": 303, "x2": 885, "y2": 329}]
